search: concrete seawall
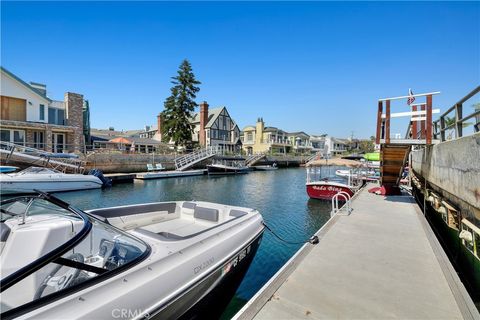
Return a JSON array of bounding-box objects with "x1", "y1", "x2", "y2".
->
[
  {"x1": 84, "y1": 153, "x2": 310, "y2": 173},
  {"x1": 411, "y1": 132, "x2": 480, "y2": 223}
]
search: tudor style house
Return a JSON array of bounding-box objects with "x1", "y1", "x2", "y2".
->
[
  {"x1": 0, "y1": 67, "x2": 86, "y2": 153},
  {"x1": 154, "y1": 101, "x2": 241, "y2": 152}
]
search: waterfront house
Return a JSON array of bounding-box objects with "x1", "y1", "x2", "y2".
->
[
  {"x1": 287, "y1": 131, "x2": 313, "y2": 153},
  {"x1": 90, "y1": 127, "x2": 166, "y2": 153},
  {"x1": 310, "y1": 134, "x2": 349, "y2": 157},
  {"x1": 0, "y1": 67, "x2": 86, "y2": 153},
  {"x1": 154, "y1": 101, "x2": 242, "y2": 153},
  {"x1": 241, "y1": 118, "x2": 314, "y2": 154}
]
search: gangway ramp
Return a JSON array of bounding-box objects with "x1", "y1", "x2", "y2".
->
[
  {"x1": 245, "y1": 153, "x2": 266, "y2": 167},
  {"x1": 174, "y1": 146, "x2": 218, "y2": 171}
]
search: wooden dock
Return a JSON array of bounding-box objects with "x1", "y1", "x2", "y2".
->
[{"x1": 234, "y1": 185, "x2": 480, "y2": 320}]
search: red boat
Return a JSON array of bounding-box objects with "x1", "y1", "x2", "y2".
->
[
  {"x1": 306, "y1": 180, "x2": 356, "y2": 201},
  {"x1": 305, "y1": 158, "x2": 363, "y2": 201}
]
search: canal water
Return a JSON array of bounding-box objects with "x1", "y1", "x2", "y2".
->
[{"x1": 56, "y1": 167, "x2": 333, "y2": 318}]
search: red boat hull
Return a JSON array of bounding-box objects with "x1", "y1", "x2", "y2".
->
[{"x1": 306, "y1": 183, "x2": 354, "y2": 201}]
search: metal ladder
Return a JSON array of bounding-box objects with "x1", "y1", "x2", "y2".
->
[
  {"x1": 174, "y1": 146, "x2": 219, "y2": 171},
  {"x1": 331, "y1": 191, "x2": 352, "y2": 216}
]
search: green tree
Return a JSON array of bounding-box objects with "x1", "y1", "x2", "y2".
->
[{"x1": 161, "y1": 59, "x2": 201, "y2": 148}]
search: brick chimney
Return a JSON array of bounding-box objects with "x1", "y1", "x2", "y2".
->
[
  {"x1": 65, "y1": 92, "x2": 84, "y2": 153},
  {"x1": 199, "y1": 101, "x2": 209, "y2": 146}
]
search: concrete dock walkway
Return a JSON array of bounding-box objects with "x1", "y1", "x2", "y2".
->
[{"x1": 235, "y1": 185, "x2": 479, "y2": 320}]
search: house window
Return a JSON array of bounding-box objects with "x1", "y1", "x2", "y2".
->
[
  {"x1": 0, "y1": 129, "x2": 25, "y2": 146},
  {"x1": 48, "y1": 108, "x2": 66, "y2": 125},
  {"x1": 39, "y1": 104, "x2": 45, "y2": 121},
  {"x1": 247, "y1": 132, "x2": 253, "y2": 141}
]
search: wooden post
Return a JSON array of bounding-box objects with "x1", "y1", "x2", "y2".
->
[
  {"x1": 426, "y1": 95, "x2": 432, "y2": 144},
  {"x1": 455, "y1": 103, "x2": 463, "y2": 139},
  {"x1": 420, "y1": 104, "x2": 426, "y2": 139},
  {"x1": 376, "y1": 101, "x2": 383, "y2": 144},
  {"x1": 412, "y1": 105, "x2": 418, "y2": 139},
  {"x1": 385, "y1": 100, "x2": 391, "y2": 144}
]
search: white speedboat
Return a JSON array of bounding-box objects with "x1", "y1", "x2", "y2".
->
[
  {"x1": 0, "y1": 192, "x2": 264, "y2": 319},
  {"x1": 0, "y1": 167, "x2": 103, "y2": 194},
  {"x1": 253, "y1": 163, "x2": 278, "y2": 171},
  {"x1": 207, "y1": 161, "x2": 250, "y2": 175}
]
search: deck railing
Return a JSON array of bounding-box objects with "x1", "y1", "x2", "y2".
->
[{"x1": 433, "y1": 86, "x2": 480, "y2": 142}]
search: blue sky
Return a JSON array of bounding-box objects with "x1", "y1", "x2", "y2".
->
[{"x1": 2, "y1": 1, "x2": 479, "y2": 138}]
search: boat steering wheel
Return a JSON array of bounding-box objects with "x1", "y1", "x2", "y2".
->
[{"x1": 34, "y1": 253, "x2": 85, "y2": 299}]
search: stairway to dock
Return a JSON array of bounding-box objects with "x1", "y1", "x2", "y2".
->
[
  {"x1": 174, "y1": 146, "x2": 218, "y2": 171},
  {"x1": 379, "y1": 144, "x2": 410, "y2": 192}
]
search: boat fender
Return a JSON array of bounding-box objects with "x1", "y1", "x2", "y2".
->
[
  {"x1": 88, "y1": 169, "x2": 112, "y2": 188},
  {"x1": 262, "y1": 221, "x2": 319, "y2": 245}
]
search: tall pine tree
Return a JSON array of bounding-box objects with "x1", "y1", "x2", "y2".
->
[{"x1": 161, "y1": 59, "x2": 201, "y2": 148}]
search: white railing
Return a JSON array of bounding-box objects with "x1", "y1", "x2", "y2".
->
[
  {"x1": 245, "y1": 153, "x2": 266, "y2": 166},
  {"x1": 331, "y1": 191, "x2": 352, "y2": 216},
  {"x1": 174, "y1": 146, "x2": 219, "y2": 171}
]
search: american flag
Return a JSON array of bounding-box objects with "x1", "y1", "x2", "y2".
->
[{"x1": 407, "y1": 88, "x2": 415, "y2": 105}]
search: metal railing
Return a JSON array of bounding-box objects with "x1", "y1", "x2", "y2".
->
[
  {"x1": 433, "y1": 86, "x2": 480, "y2": 142},
  {"x1": 245, "y1": 153, "x2": 266, "y2": 166},
  {"x1": 174, "y1": 146, "x2": 219, "y2": 171},
  {"x1": 331, "y1": 191, "x2": 352, "y2": 216},
  {"x1": 0, "y1": 141, "x2": 85, "y2": 173}
]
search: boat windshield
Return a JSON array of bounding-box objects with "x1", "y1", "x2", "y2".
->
[
  {"x1": 307, "y1": 166, "x2": 349, "y2": 183},
  {"x1": 0, "y1": 195, "x2": 149, "y2": 316},
  {"x1": 15, "y1": 167, "x2": 61, "y2": 175}
]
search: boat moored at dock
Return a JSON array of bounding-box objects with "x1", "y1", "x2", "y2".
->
[
  {"x1": 0, "y1": 192, "x2": 264, "y2": 319},
  {"x1": 135, "y1": 169, "x2": 207, "y2": 180},
  {"x1": 306, "y1": 158, "x2": 363, "y2": 201},
  {"x1": 0, "y1": 167, "x2": 104, "y2": 194},
  {"x1": 207, "y1": 161, "x2": 250, "y2": 175}
]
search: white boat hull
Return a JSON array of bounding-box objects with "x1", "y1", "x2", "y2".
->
[{"x1": 0, "y1": 175, "x2": 102, "y2": 194}]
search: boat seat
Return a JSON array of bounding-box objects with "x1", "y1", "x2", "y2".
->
[
  {"x1": 181, "y1": 202, "x2": 196, "y2": 216},
  {"x1": 194, "y1": 206, "x2": 219, "y2": 222},
  {"x1": 140, "y1": 219, "x2": 205, "y2": 236},
  {"x1": 90, "y1": 202, "x2": 177, "y2": 218},
  {"x1": 229, "y1": 209, "x2": 247, "y2": 218},
  {"x1": 0, "y1": 223, "x2": 11, "y2": 255}
]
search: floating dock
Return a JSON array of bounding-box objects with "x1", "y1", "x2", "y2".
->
[
  {"x1": 234, "y1": 185, "x2": 480, "y2": 320},
  {"x1": 135, "y1": 169, "x2": 206, "y2": 180}
]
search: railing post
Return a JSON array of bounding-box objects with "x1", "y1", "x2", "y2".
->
[
  {"x1": 426, "y1": 95, "x2": 432, "y2": 144},
  {"x1": 420, "y1": 104, "x2": 426, "y2": 139},
  {"x1": 455, "y1": 103, "x2": 463, "y2": 139},
  {"x1": 412, "y1": 105, "x2": 418, "y2": 139},
  {"x1": 440, "y1": 116, "x2": 446, "y2": 142},
  {"x1": 376, "y1": 101, "x2": 383, "y2": 144},
  {"x1": 385, "y1": 100, "x2": 391, "y2": 144}
]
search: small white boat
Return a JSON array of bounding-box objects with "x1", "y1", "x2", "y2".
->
[
  {"x1": 0, "y1": 167, "x2": 103, "y2": 194},
  {"x1": 0, "y1": 192, "x2": 264, "y2": 319},
  {"x1": 207, "y1": 161, "x2": 250, "y2": 175},
  {"x1": 253, "y1": 163, "x2": 278, "y2": 171}
]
